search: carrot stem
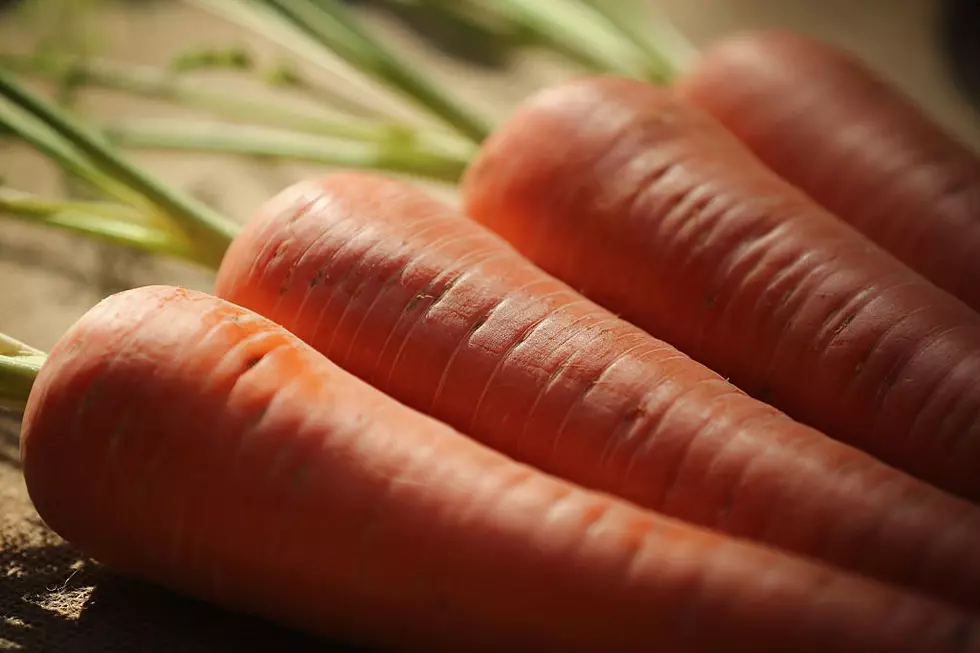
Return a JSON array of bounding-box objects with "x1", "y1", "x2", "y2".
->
[
  {"x1": 0, "y1": 188, "x2": 158, "y2": 226},
  {"x1": 0, "y1": 0, "x2": 702, "y2": 270},
  {"x1": 185, "y1": 0, "x2": 398, "y2": 121},
  {"x1": 0, "y1": 94, "x2": 148, "y2": 209},
  {"x1": 394, "y1": 0, "x2": 526, "y2": 44},
  {"x1": 166, "y1": 45, "x2": 257, "y2": 73},
  {"x1": 102, "y1": 119, "x2": 472, "y2": 183},
  {"x1": 466, "y1": 0, "x2": 648, "y2": 77},
  {"x1": 0, "y1": 189, "x2": 212, "y2": 268},
  {"x1": 256, "y1": 0, "x2": 492, "y2": 143},
  {"x1": 0, "y1": 67, "x2": 238, "y2": 267},
  {"x1": 575, "y1": 0, "x2": 700, "y2": 82},
  {"x1": 0, "y1": 53, "x2": 471, "y2": 157},
  {"x1": 0, "y1": 335, "x2": 44, "y2": 414}
]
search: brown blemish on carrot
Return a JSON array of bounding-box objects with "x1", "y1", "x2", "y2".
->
[
  {"x1": 309, "y1": 268, "x2": 325, "y2": 289},
  {"x1": 405, "y1": 278, "x2": 438, "y2": 312},
  {"x1": 874, "y1": 367, "x2": 901, "y2": 408},
  {"x1": 243, "y1": 353, "x2": 266, "y2": 372},
  {"x1": 467, "y1": 312, "x2": 490, "y2": 335},
  {"x1": 832, "y1": 313, "x2": 856, "y2": 339},
  {"x1": 270, "y1": 241, "x2": 291, "y2": 263}
]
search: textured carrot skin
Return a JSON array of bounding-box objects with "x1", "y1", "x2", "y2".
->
[
  {"x1": 676, "y1": 31, "x2": 980, "y2": 312},
  {"x1": 462, "y1": 76, "x2": 980, "y2": 504},
  {"x1": 214, "y1": 173, "x2": 980, "y2": 610},
  {"x1": 22, "y1": 286, "x2": 978, "y2": 653}
]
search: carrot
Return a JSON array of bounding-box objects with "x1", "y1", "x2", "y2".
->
[
  {"x1": 674, "y1": 31, "x2": 980, "y2": 313},
  {"x1": 19, "y1": 285, "x2": 980, "y2": 653},
  {"x1": 213, "y1": 172, "x2": 980, "y2": 610},
  {"x1": 460, "y1": 76, "x2": 980, "y2": 503}
]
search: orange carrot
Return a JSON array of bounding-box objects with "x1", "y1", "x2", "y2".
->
[
  {"x1": 20, "y1": 285, "x2": 980, "y2": 653},
  {"x1": 675, "y1": 31, "x2": 980, "y2": 312},
  {"x1": 461, "y1": 76, "x2": 980, "y2": 503},
  {"x1": 214, "y1": 173, "x2": 980, "y2": 610}
]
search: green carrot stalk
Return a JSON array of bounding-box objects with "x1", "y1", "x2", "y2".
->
[
  {"x1": 0, "y1": 60, "x2": 475, "y2": 268},
  {"x1": 252, "y1": 0, "x2": 492, "y2": 142},
  {"x1": 102, "y1": 120, "x2": 473, "y2": 183},
  {"x1": 0, "y1": 0, "x2": 702, "y2": 270},
  {"x1": 167, "y1": 45, "x2": 256, "y2": 73},
  {"x1": 466, "y1": 0, "x2": 648, "y2": 77},
  {"x1": 0, "y1": 335, "x2": 44, "y2": 414},
  {"x1": 0, "y1": 189, "x2": 210, "y2": 267},
  {"x1": 0, "y1": 95, "x2": 147, "y2": 209},
  {"x1": 0, "y1": 66, "x2": 238, "y2": 267},
  {"x1": 393, "y1": 0, "x2": 527, "y2": 44},
  {"x1": 0, "y1": 53, "x2": 470, "y2": 158},
  {"x1": 185, "y1": 0, "x2": 453, "y2": 125},
  {"x1": 576, "y1": 0, "x2": 699, "y2": 82}
]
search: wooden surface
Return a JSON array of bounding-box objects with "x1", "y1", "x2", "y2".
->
[{"x1": 1, "y1": 0, "x2": 979, "y2": 650}]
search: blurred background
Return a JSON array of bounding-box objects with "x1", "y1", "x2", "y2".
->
[{"x1": 1, "y1": 1, "x2": 979, "y2": 651}]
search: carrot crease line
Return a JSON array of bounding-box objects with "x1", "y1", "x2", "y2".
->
[
  {"x1": 754, "y1": 253, "x2": 861, "y2": 387},
  {"x1": 427, "y1": 301, "x2": 500, "y2": 416},
  {"x1": 238, "y1": 192, "x2": 330, "y2": 289},
  {"x1": 300, "y1": 222, "x2": 379, "y2": 345},
  {"x1": 379, "y1": 246, "x2": 513, "y2": 389},
  {"x1": 277, "y1": 210, "x2": 374, "y2": 328},
  {"x1": 592, "y1": 345, "x2": 682, "y2": 469},
  {"x1": 336, "y1": 222, "x2": 474, "y2": 367},
  {"x1": 340, "y1": 254, "x2": 418, "y2": 365},
  {"x1": 63, "y1": 299, "x2": 164, "y2": 443},
  {"x1": 548, "y1": 335, "x2": 652, "y2": 447},
  {"x1": 618, "y1": 378, "x2": 706, "y2": 508},
  {"x1": 839, "y1": 301, "x2": 931, "y2": 405},
  {"x1": 465, "y1": 289, "x2": 570, "y2": 431},
  {"x1": 540, "y1": 345, "x2": 607, "y2": 469},
  {"x1": 125, "y1": 314, "x2": 252, "y2": 514},
  {"x1": 319, "y1": 230, "x2": 415, "y2": 358},
  {"x1": 940, "y1": 377, "x2": 980, "y2": 459}
]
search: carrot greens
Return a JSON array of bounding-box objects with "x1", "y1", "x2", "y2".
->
[
  {"x1": 0, "y1": 53, "x2": 473, "y2": 158},
  {"x1": 0, "y1": 0, "x2": 695, "y2": 265},
  {"x1": 0, "y1": 67, "x2": 238, "y2": 266},
  {"x1": 103, "y1": 120, "x2": 471, "y2": 182},
  {"x1": 0, "y1": 335, "x2": 44, "y2": 413}
]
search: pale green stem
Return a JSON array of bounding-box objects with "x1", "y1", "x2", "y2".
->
[
  {"x1": 185, "y1": 0, "x2": 401, "y2": 121},
  {"x1": 0, "y1": 188, "x2": 154, "y2": 224},
  {"x1": 262, "y1": 0, "x2": 492, "y2": 143},
  {"x1": 0, "y1": 53, "x2": 470, "y2": 156},
  {"x1": 576, "y1": 0, "x2": 699, "y2": 82},
  {"x1": 468, "y1": 0, "x2": 648, "y2": 77},
  {"x1": 103, "y1": 120, "x2": 471, "y2": 183},
  {"x1": 0, "y1": 336, "x2": 45, "y2": 414},
  {"x1": 0, "y1": 96, "x2": 149, "y2": 209},
  {"x1": 0, "y1": 334, "x2": 43, "y2": 357},
  {"x1": 0, "y1": 190, "x2": 212, "y2": 268},
  {"x1": 407, "y1": 0, "x2": 526, "y2": 43},
  {"x1": 0, "y1": 67, "x2": 238, "y2": 267}
]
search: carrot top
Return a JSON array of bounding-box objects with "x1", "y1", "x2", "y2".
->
[
  {"x1": 0, "y1": 334, "x2": 45, "y2": 413},
  {"x1": 0, "y1": 0, "x2": 701, "y2": 268}
]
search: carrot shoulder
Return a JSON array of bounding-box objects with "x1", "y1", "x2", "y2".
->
[
  {"x1": 20, "y1": 285, "x2": 980, "y2": 653},
  {"x1": 214, "y1": 173, "x2": 980, "y2": 610},
  {"x1": 676, "y1": 31, "x2": 980, "y2": 313}
]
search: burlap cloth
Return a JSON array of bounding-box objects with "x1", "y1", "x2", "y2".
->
[{"x1": 2, "y1": 1, "x2": 978, "y2": 651}]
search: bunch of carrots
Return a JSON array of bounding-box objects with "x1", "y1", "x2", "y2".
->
[{"x1": 3, "y1": 1, "x2": 980, "y2": 651}]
